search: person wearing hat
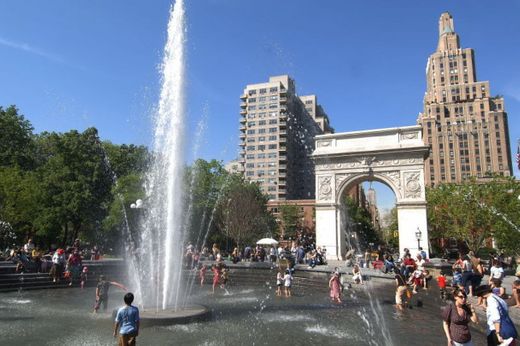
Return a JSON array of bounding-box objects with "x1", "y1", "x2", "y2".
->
[
  {"x1": 51, "y1": 249, "x2": 66, "y2": 283},
  {"x1": 475, "y1": 285, "x2": 518, "y2": 345}
]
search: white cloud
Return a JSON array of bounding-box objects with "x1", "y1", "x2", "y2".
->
[{"x1": 0, "y1": 36, "x2": 66, "y2": 64}]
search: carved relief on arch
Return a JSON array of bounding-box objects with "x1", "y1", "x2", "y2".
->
[
  {"x1": 379, "y1": 171, "x2": 401, "y2": 190},
  {"x1": 400, "y1": 131, "x2": 419, "y2": 140},
  {"x1": 318, "y1": 176, "x2": 333, "y2": 201},
  {"x1": 317, "y1": 140, "x2": 332, "y2": 148},
  {"x1": 335, "y1": 173, "x2": 355, "y2": 191},
  {"x1": 404, "y1": 171, "x2": 422, "y2": 199}
]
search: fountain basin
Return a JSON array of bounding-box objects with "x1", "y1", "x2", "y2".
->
[{"x1": 138, "y1": 304, "x2": 209, "y2": 326}]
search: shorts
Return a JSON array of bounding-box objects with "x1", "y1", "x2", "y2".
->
[
  {"x1": 395, "y1": 286, "x2": 407, "y2": 305},
  {"x1": 118, "y1": 332, "x2": 137, "y2": 346}
]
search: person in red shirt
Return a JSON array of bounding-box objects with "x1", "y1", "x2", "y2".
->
[
  {"x1": 402, "y1": 254, "x2": 416, "y2": 279},
  {"x1": 437, "y1": 271, "x2": 447, "y2": 300}
]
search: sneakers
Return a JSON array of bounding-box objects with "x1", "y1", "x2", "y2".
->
[{"x1": 499, "y1": 337, "x2": 514, "y2": 346}]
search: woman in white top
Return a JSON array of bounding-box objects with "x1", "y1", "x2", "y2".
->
[{"x1": 489, "y1": 259, "x2": 504, "y2": 283}]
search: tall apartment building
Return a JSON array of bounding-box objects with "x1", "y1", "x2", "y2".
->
[
  {"x1": 418, "y1": 12, "x2": 513, "y2": 186},
  {"x1": 239, "y1": 75, "x2": 332, "y2": 200}
]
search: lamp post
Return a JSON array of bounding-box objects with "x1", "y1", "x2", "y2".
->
[
  {"x1": 415, "y1": 227, "x2": 422, "y2": 250},
  {"x1": 130, "y1": 199, "x2": 144, "y2": 209}
]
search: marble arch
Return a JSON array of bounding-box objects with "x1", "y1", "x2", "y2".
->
[{"x1": 313, "y1": 125, "x2": 430, "y2": 260}]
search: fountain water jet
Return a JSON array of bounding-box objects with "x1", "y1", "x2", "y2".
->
[{"x1": 126, "y1": 0, "x2": 196, "y2": 316}]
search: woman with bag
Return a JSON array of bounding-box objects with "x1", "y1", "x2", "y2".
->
[
  {"x1": 442, "y1": 287, "x2": 478, "y2": 346},
  {"x1": 475, "y1": 285, "x2": 518, "y2": 346}
]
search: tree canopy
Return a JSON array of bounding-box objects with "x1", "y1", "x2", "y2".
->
[{"x1": 427, "y1": 176, "x2": 520, "y2": 255}]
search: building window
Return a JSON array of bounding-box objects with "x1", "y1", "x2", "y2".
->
[
  {"x1": 268, "y1": 144, "x2": 277, "y2": 149},
  {"x1": 269, "y1": 127, "x2": 278, "y2": 133},
  {"x1": 270, "y1": 87, "x2": 278, "y2": 93},
  {"x1": 246, "y1": 146, "x2": 255, "y2": 150},
  {"x1": 269, "y1": 119, "x2": 277, "y2": 124},
  {"x1": 248, "y1": 106, "x2": 256, "y2": 111},
  {"x1": 258, "y1": 120, "x2": 266, "y2": 125},
  {"x1": 259, "y1": 88, "x2": 267, "y2": 94},
  {"x1": 257, "y1": 153, "x2": 265, "y2": 159},
  {"x1": 248, "y1": 90, "x2": 256, "y2": 96},
  {"x1": 268, "y1": 135, "x2": 277, "y2": 141},
  {"x1": 247, "y1": 129, "x2": 255, "y2": 134}
]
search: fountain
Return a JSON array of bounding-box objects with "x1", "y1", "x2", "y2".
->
[{"x1": 124, "y1": 0, "x2": 208, "y2": 323}]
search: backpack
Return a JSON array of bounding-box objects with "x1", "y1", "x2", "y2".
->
[{"x1": 493, "y1": 297, "x2": 518, "y2": 339}]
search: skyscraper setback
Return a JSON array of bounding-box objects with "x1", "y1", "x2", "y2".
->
[
  {"x1": 239, "y1": 75, "x2": 332, "y2": 200},
  {"x1": 419, "y1": 12, "x2": 513, "y2": 186}
]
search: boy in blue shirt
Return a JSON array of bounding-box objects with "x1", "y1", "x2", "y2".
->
[{"x1": 114, "y1": 292, "x2": 140, "y2": 346}]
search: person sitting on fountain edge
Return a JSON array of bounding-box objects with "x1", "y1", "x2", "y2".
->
[{"x1": 114, "y1": 292, "x2": 139, "y2": 346}]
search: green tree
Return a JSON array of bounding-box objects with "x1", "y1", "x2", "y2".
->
[
  {"x1": 0, "y1": 106, "x2": 36, "y2": 170},
  {"x1": 279, "y1": 204, "x2": 299, "y2": 239},
  {"x1": 343, "y1": 196, "x2": 379, "y2": 248},
  {"x1": 216, "y1": 174, "x2": 275, "y2": 249},
  {"x1": 0, "y1": 167, "x2": 42, "y2": 242},
  {"x1": 35, "y1": 128, "x2": 114, "y2": 246},
  {"x1": 184, "y1": 159, "x2": 229, "y2": 248},
  {"x1": 427, "y1": 176, "x2": 520, "y2": 255}
]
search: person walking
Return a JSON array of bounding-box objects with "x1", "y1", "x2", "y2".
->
[
  {"x1": 329, "y1": 271, "x2": 342, "y2": 303},
  {"x1": 442, "y1": 287, "x2": 478, "y2": 346},
  {"x1": 114, "y1": 292, "x2": 140, "y2": 346},
  {"x1": 475, "y1": 285, "x2": 518, "y2": 346}
]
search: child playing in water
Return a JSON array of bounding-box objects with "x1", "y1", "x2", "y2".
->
[
  {"x1": 211, "y1": 264, "x2": 221, "y2": 294},
  {"x1": 220, "y1": 267, "x2": 229, "y2": 289},
  {"x1": 283, "y1": 269, "x2": 293, "y2": 297},
  {"x1": 80, "y1": 266, "x2": 88, "y2": 289},
  {"x1": 199, "y1": 264, "x2": 207, "y2": 287},
  {"x1": 437, "y1": 271, "x2": 447, "y2": 300},
  {"x1": 452, "y1": 268, "x2": 463, "y2": 288},
  {"x1": 276, "y1": 270, "x2": 283, "y2": 296},
  {"x1": 329, "y1": 271, "x2": 342, "y2": 303}
]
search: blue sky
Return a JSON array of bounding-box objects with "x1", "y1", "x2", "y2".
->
[{"x1": 1, "y1": 0, "x2": 519, "y2": 211}]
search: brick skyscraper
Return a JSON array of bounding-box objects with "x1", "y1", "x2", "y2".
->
[{"x1": 418, "y1": 12, "x2": 513, "y2": 186}]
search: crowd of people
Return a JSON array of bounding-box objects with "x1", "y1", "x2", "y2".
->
[{"x1": 1, "y1": 237, "x2": 103, "y2": 287}]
